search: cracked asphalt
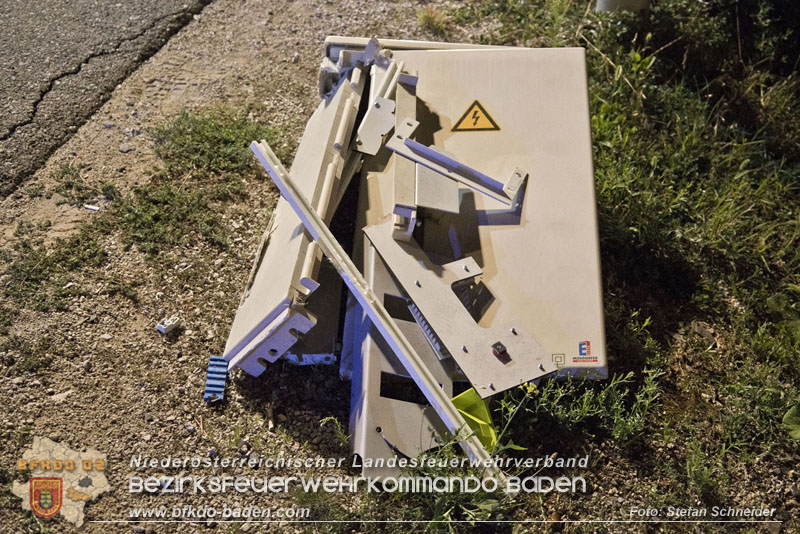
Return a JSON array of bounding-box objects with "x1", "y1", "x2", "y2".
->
[{"x1": 0, "y1": 0, "x2": 213, "y2": 197}]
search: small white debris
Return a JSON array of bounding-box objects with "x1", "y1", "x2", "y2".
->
[
  {"x1": 156, "y1": 315, "x2": 182, "y2": 335},
  {"x1": 51, "y1": 390, "x2": 73, "y2": 403},
  {"x1": 83, "y1": 205, "x2": 100, "y2": 212}
]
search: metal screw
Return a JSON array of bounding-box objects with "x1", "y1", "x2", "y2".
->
[
  {"x1": 463, "y1": 265, "x2": 469, "y2": 272},
  {"x1": 415, "y1": 280, "x2": 421, "y2": 287},
  {"x1": 510, "y1": 327, "x2": 517, "y2": 335},
  {"x1": 461, "y1": 345, "x2": 468, "y2": 353},
  {"x1": 538, "y1": 364, "x2": 545, "y2": 371}
]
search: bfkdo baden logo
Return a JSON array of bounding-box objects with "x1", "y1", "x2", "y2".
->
[
  {"x1": 30, "y1": 477, "x2": 63, "y2": 518},
  {"x1": 12, "y1": 437, "x2": 111, "y2": 527}
]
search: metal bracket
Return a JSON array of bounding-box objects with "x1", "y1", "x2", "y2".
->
[
  {"x1": 355, "y1": 97, "x2": 396, "y2": 155},
  {"x1": 364, "y1": 219, "x2": 551, "y2": 398},
  {"x1": 387, "y1": 118, "x2": 526, "y2": 208},
  {"x1": 391, "y1": 80, "x2": 418, "y2": 241},
  {"x1": 228, "y1": 307, "x2": 316, "y2": 375}
]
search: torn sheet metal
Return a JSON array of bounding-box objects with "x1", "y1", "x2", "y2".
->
[
  {"x1": 251, "y1": 139, "x2": 502, "y2": 479},
  {"x1": 285, "y1": 353, "x2": 337, "y2": 366},
  {"x1": 346, "y1": 163, "x2": 460, "y2": 476},
  {"x1": 222, "y1": 36, "x2": 607, "y2": 480},
  {"x1": 348, "y1": 242, "x2": 458, "y2": 477}
]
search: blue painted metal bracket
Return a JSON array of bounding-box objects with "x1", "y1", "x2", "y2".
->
[{"x1": 204, "y1": 356, "x2": 228, "y2": 403}]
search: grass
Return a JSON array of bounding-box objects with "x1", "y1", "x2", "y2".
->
[
  {"x1": 48, "y1": 163, "x2": 118, "y2": 207},
  {"x1": 50, "y1": 163, "x2": 97, "y2": 206},
  {"x1": 0, "y1": 106, "x2": 285, "y2": 377},
  {"x1": 0, "y1": 305, "x2": 14, "y2": 336},
  {"x1": 0, "y1": 334, "x2": 76, "y2": 376},
  {"x1": 152, "y1": 107, "x2": 286, "y2": 176},
  {"x1": 685, "y1": 438, "x2": 727, "y2": 501},
  {"x1": 98, "y1": 107, "x2": 286, "y2": 255},
  {"x1": 319, "y1": 416, "x2": 350, "y2": 451},
  {"x1": 100, "y1": 179, "x2": 230, "y2": 254},
  {"x1": 104, "y1": 279, "x2": 139, "y2": 302},
  {"x1": 2, "y1": 228, "x2": 105, "y2": 311},
  {"x1": 519, "y1": 369, "x2": 664, "y2": 444},
  {"x1": 417, "y1": 6, "x2": 448, "y2": 37},
  {"x1": 293, "y1": 485, "x2": 352, "y2": 533}
]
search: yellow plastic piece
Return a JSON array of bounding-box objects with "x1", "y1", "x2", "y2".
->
[{"x1": 451, "y1": 388, "x2": 498, "y2": 450}]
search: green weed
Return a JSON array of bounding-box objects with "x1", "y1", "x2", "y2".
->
[
  {"x1": 319, "y1": 416, "x2": 349, "y2": 450},
  {"x1": 104, "y1": 279, "x2": 139, "y2": 302},
  {"x1": 2, "y1": 228, "x2": 105, "y2": 310},
  {"x1": 784, "y1": 404, "x2": 800, "y2": 439},
  {"x1": 0, "y1": 305, "x2": 15, "y2": 336},
  {"x1": 293, "y1": 487, "x2": 352, "y2": 533},
  {"x1": 100, "y1": 180, "x2": 228, "y2": 254},
  {"x1": 50, "y1": 163, "x2": 99, "y2": 206},
  {"x1": 152, "y1": 107, "x2": 287, "y2": 176},
  {"x1": 685, "y1": 439, "x2": 728, "y2": 501},
  {"x1": 511, "y1": 370, "x2": 664, "y2": 445},
  {"x1": 97, "y1": 107, "x2": 285, "y2": 254},
  {"x1": 0, "y1": 335, "x2": 56, "y2": 375},
  {"x1": 417, "y1": 6, "x2": 448, "y2": 37},
  {"x1": 364, "y1": 438, "x2": 515, "y2": 533}
]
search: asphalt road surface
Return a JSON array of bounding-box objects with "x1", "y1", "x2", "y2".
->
[{"x1": 0, "y1": 0, "x2": 212, "y2": 197}]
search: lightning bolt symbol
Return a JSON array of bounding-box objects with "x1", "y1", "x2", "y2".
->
[{"x1": 471, "y1": 110, "x2": 480, "y2": 126}]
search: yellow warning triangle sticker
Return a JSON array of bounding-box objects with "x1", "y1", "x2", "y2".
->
[{"x1": 451, "y1": 100, "x2": 500, "y2": 132}]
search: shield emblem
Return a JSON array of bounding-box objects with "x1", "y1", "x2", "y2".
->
[{"x1": 30, "y1": 477, "x2": 62, "y2": 518}]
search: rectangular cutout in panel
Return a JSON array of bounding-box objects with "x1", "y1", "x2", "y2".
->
[
  {"x1": 383, "y1": 293, "x2": 415, "y2": 322},
  {"x1": 379, "y1": 372, "x2": 431, "y2": 406}
]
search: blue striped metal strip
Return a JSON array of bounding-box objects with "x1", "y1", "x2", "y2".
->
[{"x1": 204, "y1": 356, "x2": 228, "y2": 402}]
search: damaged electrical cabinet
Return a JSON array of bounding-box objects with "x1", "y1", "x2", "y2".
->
[{"x1": 220, "y1": 36, "x2": 607, "y2": 477}]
